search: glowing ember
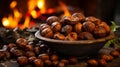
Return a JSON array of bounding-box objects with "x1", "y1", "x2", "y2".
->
[
  {"x1": 37, "y1": 0, "x2": 46, "y2": 13},
  {"x1": 10, "y1": 1, "x2": 17, "y2": 9},
  {"x1": 59, "y1": 1, "x2": 71, "y2": 16}
]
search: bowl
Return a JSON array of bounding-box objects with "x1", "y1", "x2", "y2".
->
[{"x1": 35, "y1": 31, "x2": 115, "y2": 57}]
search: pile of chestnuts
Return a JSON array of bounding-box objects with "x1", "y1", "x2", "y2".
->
[
  {"x1": 0, "y1": 37, "x2": 120, "y2": 67},
  {"x1": 40, "y1": 13, "x2": 111, "y2": 41}
]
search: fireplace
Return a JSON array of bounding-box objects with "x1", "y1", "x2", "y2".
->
[{"x1": 0, "y1": 0, "x2": 118, "y2": 28}]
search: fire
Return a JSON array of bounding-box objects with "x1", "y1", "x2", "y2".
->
[
  {"x1": 59, "y1": 1, "x2": 71, "y2": 16},
  {"x1": 10, "y1": 1, "x2": 17, "y2": 9},
  {"x1": 37, "y1": 0, "x2": 46, "y2": 13}
]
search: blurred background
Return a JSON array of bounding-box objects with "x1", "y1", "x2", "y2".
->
[{"x1": 0, "y1": 0, "x2": 119, "y2": 29}]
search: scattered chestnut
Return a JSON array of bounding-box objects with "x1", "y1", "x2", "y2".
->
[
  {"x1": 82, "y1": 21, "x2": 95, "y2": 32},
  {"x1": 69, "y1": 57, "x2": 78, "y2": 64},
  {"x1": 98, "y1": 59, "x2": 107, "y2": 67},
  {"x1": 25, "y1": 45, "x2": 33, "y2": 51},
  {"x1": 25, "y1": 51, "x2": 35, "y2": 57},
  {"x1": 44, "y1": 60, "x2": 52, "y2": 66},
  {"x1": 65, "y1": 32, "x2": 78, "y2": 41},
  {"x1": 53, "y1": 32, "x2": 65, "y2": 40},
  {"x1": 34, "y1": 46, "x2": 40, "y2": 55},
  {"x1": 33, "y1": 59, "x2": 44, "y2": 67},
  {"x1": 17, "y1": 56, "x2": 28, "y2": 66},
  {"x1": 0, "y1": 52, "x2": 5, "y2": 59},
  {"x1": 110, "y1": 50, "x2": 120, "y2": 58},
  {"x1": 28, "y1": 56, "x2": 37, "y2": 63},
  {"x1": 13, "y1": 49, "x2": 24, "y2": 57},
  {"x1": 50, "y1": 54, "x2": 59, "y2": 61},
  {"x1": 4, "y1": 51, "x2": 11, "y2": 59},
  {"x1": 60, "y1": 59, "x2": 69, "y2": 65},
  {"x1": 16, "y1": 38, "x2": 28, "y2": 48},
  {"x1": 101, "y1": 54, "x2": 114, "y2": 62},
  {"x1": 87, "y1": 59, "x2": 98, "y2": 67},
  {"x1": 38, "y1": 53, "x2": 49, "y2": 61},
  {"x1": 46, "y1": 16, "x2": 59, "y2": 25},
  {"x1": 8, "y1": 43, "x2": 16, "y2": 50}
]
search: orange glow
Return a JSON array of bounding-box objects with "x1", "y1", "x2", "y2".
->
[
  {"x1": 14, "y1": 9, "x2": 22, "y2": 18},
  {"x1": 59, "y1": 1, "x2": 71, "y2": 16},
  {"x1": 2, "y1": 15, "x2": 18, "y2": 28},
  {"x1": 10, "y1": 1, "x2": 17, "y2": 9},
  {"x1": 28, "y1": 0, "x2": 37, "y2": 11},
  {"x1": 37, "y1": 0, "x2": 46, "y2": 13},
  {"x1": 31, "y1": 10, "x2": 38, "y2": 18}
]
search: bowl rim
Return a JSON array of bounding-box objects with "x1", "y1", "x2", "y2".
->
[{"x1": 35, "y1": 31, "x2": 115, "y2": 45}]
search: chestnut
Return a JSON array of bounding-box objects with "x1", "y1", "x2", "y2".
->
[
  {"x1": 74, "y1": 22, "x2": 82, "y2": 34},
  {"x1": 72, "y1": 13, "x2": 85, "y2": 21},
  {"x1": 17, "y1": 56, "x2": 28, "y2": 66},
  {"x1": 28, "y1": 56, "x2": 37, "y2": 63},
  {"x1": 40, "y1": 28, "x2": 53, "y2": 38},
  {"x1": 68, "y1": 57, "x2": 78, "y2": 64},
  {"x1": 65, "y1": 32, "x2": 78, "y2": 41},
  {"x1": 4, "y1": 51, "x2": 11, "y2": 59},
  {"x1": 0, "y1": 52, "x2": 5, "y2": 59},
  {"x1": 16, "y1": 38, "x2": 28, "y2": 48},
  {"x1": 101, "y1": 54, "x2": 114, "y2": 62},
  {"x1": 25, "y1": 45, "x2": 33, "y2": 51},
  {"x1": 98, "y1": 59, "x2": 107, "y2": 67},
  {"x1": 51, "y1": 21, "x2": 61, "y2": 32},
  {"x1": 61, "y1": 25, "x2": 73, "y2": 35},
  {"x1": 40, "y1": 24, "x2": 50, "y2": 31},
  {"x1": 38, "y1": 53, "x2": 49, "y2": 61},
  {"x1": 53, "y1": 32, "x2": 65, "y2": 40},
  {"x1": 82, "y1": 21, "x2": 95, "y2": 32},
  {"x1": 110, "y1": 50, "x2": 120, "y2": 58},
  {"x1": 61, "y1": 16, "x2": 79, "y2": 25},
  {"x1": 94, "y1": 26, "x2": 106, "y2": 38},
  {"x1": 50, "y1": 54, "x2": 59, "y2": 61},
  {"x1": 33, "y1": 59, "x2": 44, "y2": 67},
  {"x1": 60, "y1": 59, "x2": 69, "y2": 65},
  {"x1": 46, "y1": 16, "x2": 59, "y2": 25},
  {"x1": 87, "y1": 59, "x2": 98, "y2": 67},
  {"x1": 13, "y1": 49, "x2": 24, "y2": 57},
  {"x1": 8, "y1": 43, "x2": 16, "y2": 50},
  {"x1": 25, "y1": 51, "x2": 35, "y2": 57},
  {"x1": 52, "y1": 60, "x2": 59, "y2": 66},
  {"x1": 85, "y1": 16, "x2": 101, "y2": 25},
  {"x1": 44, "y1": 60, "x2": 52, "y2": 66},
  {"x1": 100, "y1": 22, "x2": 110, "y2": 34},
  {"x1": 58, "y1": 62, "x2": 66, "y2": 67},
  {"x1": 78, "y1": 32, "x2": 95, "y2": 40},
  {"x1": 34, "y1": 46, "x2": 40, "y2": 55}
]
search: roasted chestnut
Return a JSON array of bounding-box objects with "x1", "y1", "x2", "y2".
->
[
  {"x1": 33, "y1": 59, "x2": 44, "y2": 67},
  {"x1": 100, "y1": 22, "x2": 110, "y2": 34},
  {"x1": 65, "y1": 32, "x2": 78, "y2": 41},
  {"x1": 85, "y1": 16, "x2": 101, "y2": 25},
  {"x1": 13, "y1": 49, "x2": 24, "y2": 57},
  {"x1": 8, "y1": 43, "x2": 16, "y2": 50},
  {"x1": 51, "y1": 21, "x2": 61, "y2": 32},
  {"x1": 82, "y1": 21, "x2": 95, "y2": 32},
  {"x1": 44, "y1": 60, "x2": 52, "y2": 66},
  {"x1": 110, "y1": 50, "x2": 120, "y2": 58},
  {"x1": 98, "y1": 59, "x2": 107, "y2": 67},
  {"x1": 34, "y1": 46, "x2": 40, "y2": 55},
  {"x1": 40, "y1": 24, "x2": 50, "y2": 31},
  {"x1": 78, "y1": 32, "x2": 95, "y2": 40},
  {"x1": 61, "y1": 25, "x2": 73, "y2": 35},
  {"x1": 38, "y1": 53, "x2": 49, "y2": 61},
  {"x1": 50, "y1": 54, "x2": 59, "y2": 61},
  {"x1": 101, "y1": 54, "x2": 114, "y2": 62},
  {"x1": 28, "y1": 56, "x2": 37, "y2": 63},
  {"x1": 94, "y1": 26, "x2": 106, "y2": 38},
  {"x1": 17, "y1": 56, "x2": 28, "y2": 66},
  {"x1": 25, "y1": 51, "x2": 35, "y2": 57},
  {"x1": 46, "y1": 16, "x2": 59, "y2": 25},
  {"x1": 87, "y1": 59, "x2": 98, "y2": 67},
  {"x1": 16, "y1": 38, "x2": 28, "y2": 48},
  {"x1": 40, "y1": 28, "x2": 53, "y2": 38},
  {"x1": 25, "y1": 45, "x2": 33, "y2": 51},
  {"x1": 68, "y1": 57, "x2": 78, "y2": 64},
  {"x1": 74, "y1": 22, "x2": 82, "y2": 34},
  {"x1": 53, "y1": 32, "x2": 65, "y2": 40},
  {"x1": 4, "y1": 51, "x2": 11, "y2": 59},
  {"x1": 72, "y1": 13, "x2": 85, "y2": 21}
]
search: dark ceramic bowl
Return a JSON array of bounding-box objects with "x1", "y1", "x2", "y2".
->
[{"x1": 35, "y1": 31, "x2": 115, "y2": 57}]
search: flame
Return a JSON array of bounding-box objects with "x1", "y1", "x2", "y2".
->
[
  {"x1": 2, "y1": 15, "x2": 18, "y2": 28},
  {"x1": 10, "y1": 1, "x2": 17, "y2": 9},
  {"x1": 59, "y1": 1, "x2": 71, "y2": 16},
  {"x1": 37, "y1": 0, "x2": 46, "y2": 13}
]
